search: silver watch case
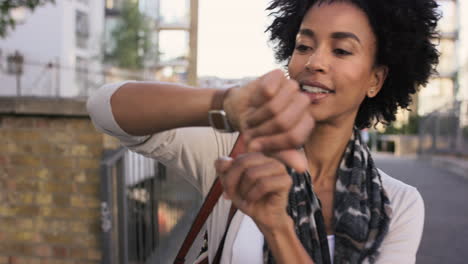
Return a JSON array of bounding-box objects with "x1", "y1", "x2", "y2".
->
[{"x1": 208, "y1": 110, "x2": 235, "y2": 133}]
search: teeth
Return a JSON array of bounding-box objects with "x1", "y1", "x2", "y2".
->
[{"x1": 301, "y1": 85, "x2": 331, "y2": 93}]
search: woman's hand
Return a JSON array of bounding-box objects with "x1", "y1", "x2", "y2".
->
[
  {"x1": 215, "y1": 153, "x2": 293, "y2": 230},
  {"x1": 224, "y1": 69, "x2": 314, "y2": 172},
  {"x1": 215, "y1": 153, "x2": 315, "y2": 264}
]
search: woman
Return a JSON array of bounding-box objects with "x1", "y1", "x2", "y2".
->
[{"x1": 87, "y1": 0, "x2": 440, "y2": 263}]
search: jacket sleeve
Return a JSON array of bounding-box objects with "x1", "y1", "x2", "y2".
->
[
  {"x1": 374, "y1": 183, "x2": 425, "y2": 264},
  {"x1": 86, "y1": 81, "x2": 239, "y2": 195}
]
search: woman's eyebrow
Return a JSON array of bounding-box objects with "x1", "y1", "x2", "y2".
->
[
  {"x1": 331, "y1": 32, "x2": 361, "y2": 45},
  {"x1": 298, "y1": 29, "x2": 361, "y2": 46},
  {"x1": 298, "y1": 28, "x2": 315, "y2": 38}
]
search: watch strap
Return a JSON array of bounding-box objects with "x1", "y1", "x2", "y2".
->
[{"x1": 210, "y1": 89, "x2": 229, "y2": 110}]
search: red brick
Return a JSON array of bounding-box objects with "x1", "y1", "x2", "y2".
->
[
  {"x1": 8, "y1": 256, "x2": 18, "y2": 264},
  {"x1": 52, "y1": 195, "x2": 70, "y2": 207},
  {"x1": 69, "y1": 247, "x2": 87, "y2": 259},
  {"x1": 0, "y1": 156, "x2": 10, "y2": 167},
  {"x1": 77, "y1": 134, "x2": 101, "y2": 144},
  {"x1": 52, "y1": 247, "x2": 67, "y2": 258},
  {"x1": 42, "y1": 158, "x2": 74, "y2": 169},
  {"x1": 34, "y1": 245, "x2": 52, "y2": 257},
  {"x1": 0, "y1": 256, "x2": 8, "y2": 264},
  {"x1": 10, "y1": 156, "x2": 41, "y2": 167},
  {"x1": 10, "y1": 131, "x2": 41, "y2": 142},
  {"x1": 87, "y1": 249, "x2": 101, "y2": 261},
  {"x1": 34, "y1": 119, "x2": 51, "y2": 128},
  {"x1": 0, "y1": 117, "x2": 36, "y2": 128}
]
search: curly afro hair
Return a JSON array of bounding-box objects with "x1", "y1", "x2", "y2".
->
[{"x1": 266, "y1": 0, "x2": 440, "y2": 128}]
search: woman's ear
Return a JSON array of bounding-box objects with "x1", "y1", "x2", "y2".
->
[{"x1": 367, "y1": 65, "x2": 388, "y2": 98}]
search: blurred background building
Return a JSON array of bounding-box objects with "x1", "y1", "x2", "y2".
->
[
  {"x1": 0, "y1": 0, "x2": 198, "y2": 98},
  {"x1": 0, "y1": 0, "x2": 105, "y2": 97},
  {"x1": 378, "y1": 0, "x2": 467, "y2": 156}
]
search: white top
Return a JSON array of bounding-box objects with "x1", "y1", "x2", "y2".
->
[
  {"x1": 232, "y1": 214, "x2": 336, "y2": 264},
  {"x1": 87, "y1": 82, "x2": 425, "y2": 264}
]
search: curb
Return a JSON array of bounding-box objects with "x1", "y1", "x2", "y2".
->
[{"x1": 421, "y1": 155, "x2": 468, "y2": 180}]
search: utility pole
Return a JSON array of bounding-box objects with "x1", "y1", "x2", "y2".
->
[
  {"x1": 10, "y1": 51, "x2": 24, "y2": 96},
  {"x1": 188, "y1": 0, "x2": 198, "y2": 86}
]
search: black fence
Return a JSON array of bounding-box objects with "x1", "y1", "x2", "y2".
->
[
  {"x1": 418, "y1": 101, "x2": 468, "y2": 156},
  {"x1": 100, "y1": 148, "x2": 202, "y2": 264}
]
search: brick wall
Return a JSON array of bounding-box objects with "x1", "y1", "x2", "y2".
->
[{"x1": 0, "y1": 97, "x2": 110, "y2": 264}]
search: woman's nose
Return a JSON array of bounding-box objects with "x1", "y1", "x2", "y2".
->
[{"x1": 305, "y1": 49, "x2": 328, "y2": 73}]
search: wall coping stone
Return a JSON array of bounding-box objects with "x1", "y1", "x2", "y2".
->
[{"x1": 0, "y1": 96, "x2": 88, "y2": 117}]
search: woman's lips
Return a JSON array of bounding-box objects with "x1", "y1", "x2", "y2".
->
[{"x1": 302, "y1": 91, "x2": 332, "y2": 103}]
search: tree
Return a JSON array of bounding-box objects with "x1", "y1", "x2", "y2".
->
[
  {"x1": 0, "y1": 0, "x2": 55, "y2": 38},
  {"x1": 105, "y1": 0, "x2": 154, "y2": 70}
]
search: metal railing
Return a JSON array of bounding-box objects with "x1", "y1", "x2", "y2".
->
[
  {"x1": 0, "y1": 49, "x2": 188, "y2": 98},
  {"x1": 418, "y1": 100, "x2": 468, "y2": 156},
  {"x1": 100, "y1": 148, "x2": 202, "y2": 264}
]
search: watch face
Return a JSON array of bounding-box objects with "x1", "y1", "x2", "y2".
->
[
  {"x1": 208, "y1": 110, "x2": 233, "y2": 132},
  {"x1": 211, "y1": 112, "x2": 226, "y2": 129}
]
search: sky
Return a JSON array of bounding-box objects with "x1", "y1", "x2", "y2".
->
[{"x1": 198, "y1": 0, "x2": 280, "y2": 78}]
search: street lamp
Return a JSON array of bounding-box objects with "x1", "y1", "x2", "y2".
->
[{"x1": 7, "y1": 51, "x2": 24, "y2": 96}]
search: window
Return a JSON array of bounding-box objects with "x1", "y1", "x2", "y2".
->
[
  {"x1": 75, "y1": 56, "x2": 88, "y2": 94},
  {"x1": 75, "y1": 10, "x2": 89, "y2": 49},
  {"x1": 158, "y1": 30, "x2": 189, "y2": 62},
  {"x1": 437, "y1": 0, "x2": 457, "y2": 34},
  {"x1": 437, "y1": 39, "x2": 456, "y2": 76},
  {"x1": 159, "y1": 0, "x2": 190, "y2": 26}
]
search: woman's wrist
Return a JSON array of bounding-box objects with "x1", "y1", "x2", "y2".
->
[
  {"x1": 256, "y1": 213, "x2": 294, "y2": 236},
  {"x1": 257, "y1": 215, "x2": 314, "y2": 264},
  {"x1": 223, "y1": 86, "x2": 243, "y2": 131}
]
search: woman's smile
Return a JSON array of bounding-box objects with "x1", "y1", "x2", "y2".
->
[{"x1": 300, "y1": 81, "x2": 335, "y2": 103}]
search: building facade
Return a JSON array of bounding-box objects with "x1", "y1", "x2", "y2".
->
[
  {"x1": 104, "y1": 0, "x2": 198, "y2": 85},
  {"x1": 0, "y1": 0, "x2": 105, "y2": 97},
  {"x1": 419, "y1": 0, "x2": 467, "y2": 127}
]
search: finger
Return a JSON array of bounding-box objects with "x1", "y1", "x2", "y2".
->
[
  {"x1": 247, "y1": 113, "x2": 315, "y2": 152},
  {"x1": 272, "y1": 149, "x2": 309, "y2": 173},
  {"x1": 222, "y1": 153, "x2": 269, "y2": 200},
  {"x1": 215, "y1": 156, "x2": 234, "y2": 174},
  {"x1": 249, "y1": 69, "x2": 287, "y2": 107},
  {"x1": 244, "y1": 173, "x2": 293, "y2": 204},
  {"x1": 245, "y1": 92, "x2": 310, "y2": 139},
  {"x1": 237, "y1": 160, "x2": 286, "y2": 199},
  {"x1": 215, "y1": 156, "x2": 235, "y2": 199},
  {"x1": 245, "y1": 79, "x2": 300, "y2": 129}
]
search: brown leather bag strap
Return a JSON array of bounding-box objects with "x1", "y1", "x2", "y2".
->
[{"x1": 174, "y1": 134, "x2": 244, "y2": 264}]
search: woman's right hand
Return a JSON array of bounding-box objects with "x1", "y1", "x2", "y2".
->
[{"x1": 224, "y1": 69, "x2": 315, "y2": 172}]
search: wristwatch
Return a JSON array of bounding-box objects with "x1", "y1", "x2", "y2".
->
[{"x1": 208, "y1": 89, "x2": 235, "y2": 133}]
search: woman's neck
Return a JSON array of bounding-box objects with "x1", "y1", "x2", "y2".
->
[{"x1": 304, "y1": 122, "x2": 354, "y2": 189}]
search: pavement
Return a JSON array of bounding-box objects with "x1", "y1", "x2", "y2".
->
[
  {"x1": 374, "y1": 153, "x2": 468, "y2": 264},
  {"x1": 420, "y1": 154, "x2": 468, "y2": 180}
]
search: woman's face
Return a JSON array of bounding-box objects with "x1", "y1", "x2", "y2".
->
[{"x1": 288, "y1": 2, "x2": 387, "y2": 126}]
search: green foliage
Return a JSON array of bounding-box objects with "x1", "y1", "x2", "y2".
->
[
  {"x1": 104, "y1": 0, "x2": 153, "y2": 70},
  {"x1": 0, "y1": 0, "x2": 55, "y2": 38},
  {"x1": 383, "y1": 115, "x2": 420, "y2": 135}
]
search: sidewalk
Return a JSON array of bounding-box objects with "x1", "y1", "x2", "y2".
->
[{"x1": 421, "y1": 154, "x2": 468, "y2": 180}]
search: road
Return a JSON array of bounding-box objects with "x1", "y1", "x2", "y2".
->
[{"x1": 374, "y1": 153, "x2": 468, "y2": 264}]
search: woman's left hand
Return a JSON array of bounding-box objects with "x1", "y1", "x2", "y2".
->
[{"x1": 215, "y1": 153, "x2": 293, "y2": 230}]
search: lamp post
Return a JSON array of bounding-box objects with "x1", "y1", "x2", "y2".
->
[{"x1": 7, "y1": 51, "x2": 24, "y2": 96}]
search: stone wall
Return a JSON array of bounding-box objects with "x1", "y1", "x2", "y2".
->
[{"x1": 0, "y1": 97, "x2": 109, "y2": 264}]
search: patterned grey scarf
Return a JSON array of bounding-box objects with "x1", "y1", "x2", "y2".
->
[{"x1": 263, "y1": 128, "x2": 391, "y2": 264}]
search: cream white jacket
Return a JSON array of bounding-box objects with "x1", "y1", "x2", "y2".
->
[{"x1": 87, "y1": 82, "x2": 425, "y2": 264}]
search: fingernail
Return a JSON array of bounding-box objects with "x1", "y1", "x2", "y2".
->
[{"x1": 219, "y1": 156, "x2": 233, "y2": 161}]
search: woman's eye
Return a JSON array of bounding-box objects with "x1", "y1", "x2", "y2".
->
[
  {"x1": 334, "y1": 48, "x2": 352, "y2": 56},
  {"x1": 295, "y1": 44, "x2": 311, "y2": 52}
]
